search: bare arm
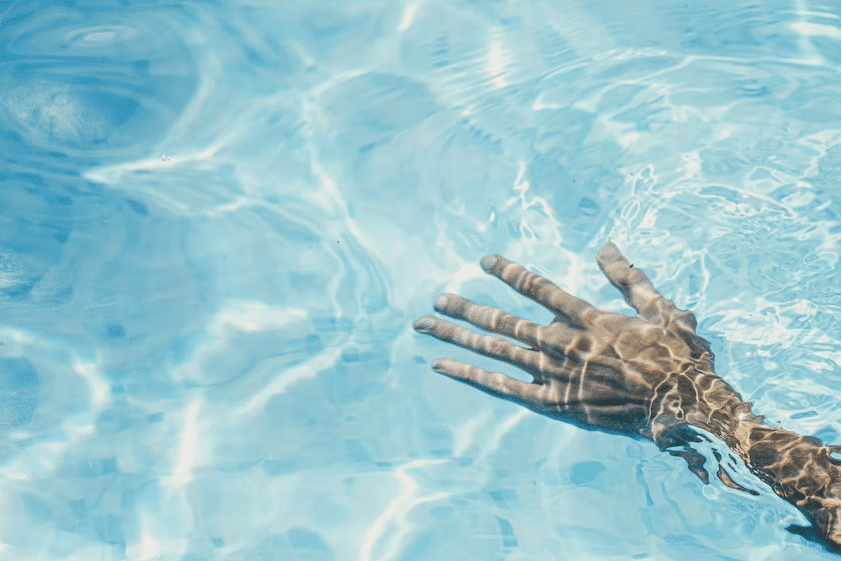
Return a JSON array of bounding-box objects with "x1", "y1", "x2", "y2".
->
[{"x1": 413, "y1": 241, "x2": 840, "y2": 549}]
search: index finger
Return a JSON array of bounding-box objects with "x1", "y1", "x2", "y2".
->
[{"x1": 596, "y1": 241, "x2": 670, "y2": 320}]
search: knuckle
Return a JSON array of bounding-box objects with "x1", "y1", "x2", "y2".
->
[{"x1": 486, "y1": 337, "x2": 507, "y2": 356}]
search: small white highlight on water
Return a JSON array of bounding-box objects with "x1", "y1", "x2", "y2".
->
[
  {"x1": 171, "y1": 401, "x2": 201, "y2": 485},
  {"x1": 486, "y1": 30, "x2": 508, "y2": 89},
  {"x1": 678, "y1": 152, "x2": 701, "y2": 179},
  {"x1": 397, "y1": 3, "x2": 420, "y2": 32},
  {"x1": 790, "y1": 21, "x2": 841, "y2": 40}
]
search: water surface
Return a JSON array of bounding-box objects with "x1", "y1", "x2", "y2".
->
[{"x1": 0, "y1": 0, "x2": 839, "y2": 559}]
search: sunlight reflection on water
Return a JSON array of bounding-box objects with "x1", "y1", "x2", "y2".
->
[{"x1": 0, "y1": 0, "x2": 838, "y2": 559}]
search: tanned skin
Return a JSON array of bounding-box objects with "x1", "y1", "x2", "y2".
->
[{"x1": 414, "y1": 241, "x2": 840, "y2": 550}]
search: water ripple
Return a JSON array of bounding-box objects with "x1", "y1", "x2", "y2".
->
[{"x1": 0, "y1": 1, "x2": 838, "y2": 560}]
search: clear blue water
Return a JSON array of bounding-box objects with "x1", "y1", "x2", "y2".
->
[{"x1": 0, "y1": 0, "x2": 839, "y2": 559}]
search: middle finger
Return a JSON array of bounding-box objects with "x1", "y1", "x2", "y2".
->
[
  {"x1": 413, "y1": 315, "x2": 545, "y2": 375},
  {"x1": 433, "y1": 293, "x2": 546, "y2": 347}
]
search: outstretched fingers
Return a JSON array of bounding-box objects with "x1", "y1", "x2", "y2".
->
[
  {"x1": 480, "y1": 255, "x2": 597, "y2": 325},
  {"x1": 428, "y1": 358, "x2": 549, "y2": 404},
  {"x1": 432, "y1": 293, "x2": 551, "y2": 348},
  {"x1": 596, "y1": 241, "x2": 670, "y2": 321},
  {"x1": 413, "y1": 315, "x2": 545, "y2": 374}
]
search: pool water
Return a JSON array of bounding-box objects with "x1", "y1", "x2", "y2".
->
[{"x1": 0, "y1": 0, "x2": 839, "y2": 559}]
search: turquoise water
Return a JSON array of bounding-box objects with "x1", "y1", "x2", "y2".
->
[{"x1": 0, "y1": 0, "x2": 839, "y2": 559}]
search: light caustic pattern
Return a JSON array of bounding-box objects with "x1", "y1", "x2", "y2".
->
[{"x1": 0, "y1": 0, "x2": 838, "y2": 560}]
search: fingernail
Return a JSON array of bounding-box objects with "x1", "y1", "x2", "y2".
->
[
  {"x1": 431, "y1": 358, "x2": 450, "y2": 372},
  {"x1": 413, "y1": 316, "x2": 435, "y2": 331},
  {"x1": 433, "y1": 294, "x2": 449, "y2": 311},
  {"x1": 480, "y1": 255, "x2": 498, "y2": 272}
]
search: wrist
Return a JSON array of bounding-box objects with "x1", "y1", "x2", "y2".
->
[{"x1": 648, "y1": 370, "x2": 754, "y2": 449}]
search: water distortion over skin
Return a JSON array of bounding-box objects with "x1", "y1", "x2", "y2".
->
[{"x1": 414, "y1": 241, "x2": 840, "y2": 551}]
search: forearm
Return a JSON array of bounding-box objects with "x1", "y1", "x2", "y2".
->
[
  {"x1": 651, "y1": 374, "x2": 840, "y2": 548},
  {"x1": 741, "y1": 422, "x2": 839, "y2": 545},
  {"x1": 709, "y1": 418, "x2": 841, "y2": 548}
]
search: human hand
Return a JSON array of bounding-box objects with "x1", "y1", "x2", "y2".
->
[
  {"x1": 414, "y1": 242, "x2": 840, "y2": 549},
  {"x1": 413, "y1": 241, "x2": 747, "y2": 444}
]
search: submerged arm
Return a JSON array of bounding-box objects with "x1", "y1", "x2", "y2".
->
[
  {"x1": 734, "y1": 422, "x2": 840, "y2": 546},
  {"x1": 413, "y1": 241, "x2": 840, "y2": 549}
]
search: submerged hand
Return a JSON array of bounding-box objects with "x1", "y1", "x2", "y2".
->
[
  {"x1": 414, "y1": 241, "x2": 840, "y2": 550},
  {"x1": 414, "y1": 242, "x2": 746, "y2": 442}
]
